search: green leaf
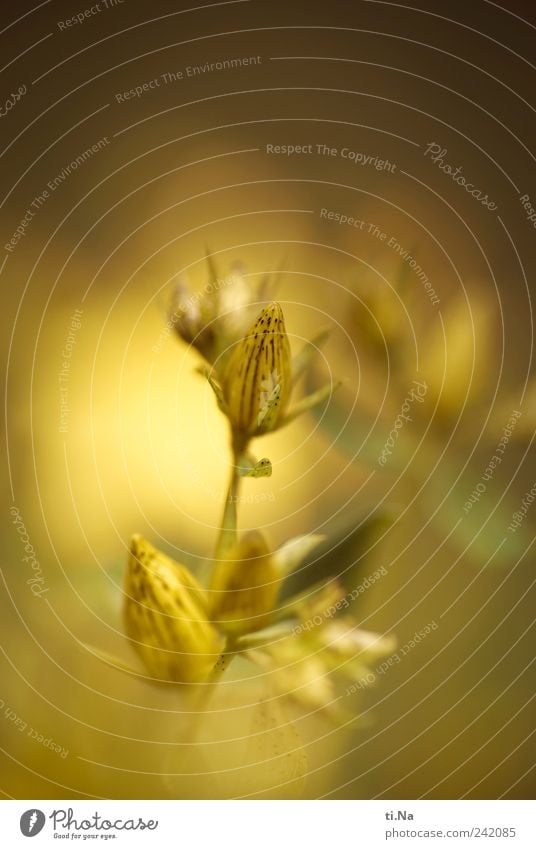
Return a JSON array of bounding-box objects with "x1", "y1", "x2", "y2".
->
[
  {"x1": 204, "y1": 246, "x2": 221, "y2": 292},
  {"x1": 271, "y1": 534, "x2": 326, "y2": 577},
  {"x1": 281, "y1": 512, "x2": 394, "y2": 599},
  {"x1": 281, "y1": 379, "x2": 344, "y2": 428},
  {"x1": 303, "y1": 368, "x2": 532, "y2": 571},
  {"x1": 83, "y1": 644, "x2": 156, "y2": 683},
  {"x1": 291, "y1": 330, "x2": 330, "y2": 387},
  {"x1": 257, "y1": 259, "x2": 287, "y2": 302},
  {"x1": 235, "y1": 621, "x2": 298, "y2": 648},
  {"x1": 197, "y1": 365, "x2": 229, "y2": 415}
]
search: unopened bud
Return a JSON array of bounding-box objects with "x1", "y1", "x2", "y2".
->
[
  {"x1": 124, "y1": 535, "x2": 223, "y2": 683},
  {"x1": 222, "y1": 302, "x2": 291, "y2": 436},
  {"x1": 171, "y1": 279, "x2": 216, "y2": 360},
  {"x1": 209, "y1": 531, "x2": 280, "y2": 635}
]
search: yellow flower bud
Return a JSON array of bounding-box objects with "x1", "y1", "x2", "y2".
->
[
  {"x1": 209, "y1": 532, "x2": 280, "y2": 636},
  {"x1": 124, "y1": 535, "x2": 223, "y2": 684},
  {"x1": 222, "y1": 302, "x2": 291, "y2": 436}
]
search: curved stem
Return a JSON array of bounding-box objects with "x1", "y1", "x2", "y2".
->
[
  {"x1": 215, "y1": 462, "x2": 240, "y2": 559},
  {"x1": 214, "y1": 433, "x2": 249, "y2": 560},
  {"x1": 191, "y1": 431, "x2": 247, "y2": 742}
]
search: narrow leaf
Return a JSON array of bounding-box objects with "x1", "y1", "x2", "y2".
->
[
  {"x1": 281, "y1": 380, "x2": 344, "y2": 427},
  {"x1": 291, "y1": 330, "x2": 330, "y2": 387}
]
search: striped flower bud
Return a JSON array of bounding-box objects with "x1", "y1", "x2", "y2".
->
[
  {"x1": 209, "y1": 532, "x2": 280, "y2": 636},
  {"x1": 124, "y1": 535, "x2": 223, "y2": 684},
  {"x1": 222, "y1": 302, "x2": 291, "y2": 436}
]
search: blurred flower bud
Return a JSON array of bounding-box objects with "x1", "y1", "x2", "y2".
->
[
  {"x1": 171, "y1": 278, "x2": 216, "y2": 362},
  {"x1": 250, "y1": 619, "x2": 395, "y2": 721},
  {"x1": 124, "y1": 535, "x2": 223, "y2": 684},
  {"x1": 222, "y1": 302, "x2": 291, "y2": 437},
  {"x1": 209, "y1": 531, "x2": 280, "y2": 636},
  {"x1": 217, "y1": 263, "x2": 255, "y2": 340}
]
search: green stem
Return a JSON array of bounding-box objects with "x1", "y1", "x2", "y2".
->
[
  {"x1": 214, "y1": 433, "x2": 249, "y2": 560},
  {"x1": 188, "y1": 429, "x2": 247, "y2": 741},
  {"x1": 215, "y1": 462, "x2": 240, "y2": 559}
]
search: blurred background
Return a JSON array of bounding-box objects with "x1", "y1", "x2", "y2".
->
[{"x1": 1, "y1": 0, "x2": 535, "y2": 799}]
